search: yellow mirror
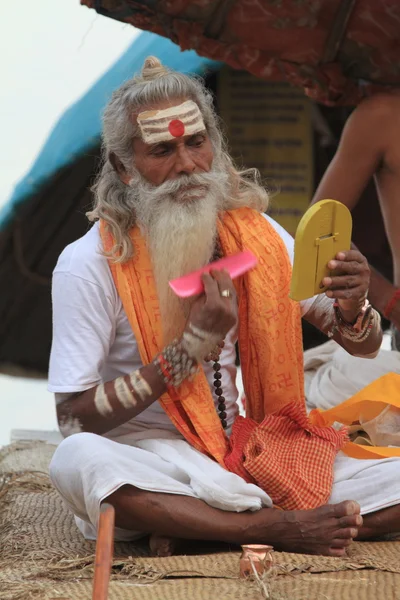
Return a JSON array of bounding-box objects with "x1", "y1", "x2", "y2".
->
[{"x1": 290, "y1": 199, "x2": 352, "y2": 302}]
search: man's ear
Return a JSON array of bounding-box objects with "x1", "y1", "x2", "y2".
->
[{"x1": 109, "y1": 152, "x2": 131, "y2": 185}]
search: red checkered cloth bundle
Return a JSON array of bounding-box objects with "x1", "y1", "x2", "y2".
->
[{"x1": 225, "y1": 402, "x2": 348, "y2": 510}]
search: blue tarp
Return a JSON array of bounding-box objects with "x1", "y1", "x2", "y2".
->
[{"x1": 0, "y1": 32, "x2": 220, "y2": 230}]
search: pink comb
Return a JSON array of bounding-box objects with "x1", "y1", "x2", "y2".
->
[{"x1": 169, "y1": 251, "x2": 258, "y2": 298}]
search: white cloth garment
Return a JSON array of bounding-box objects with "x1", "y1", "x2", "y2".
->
[
  {"x1": 49, "y1": 432, "x2": 273, "y2": 541},
  {"x1": 48, "y1": 215, "x2": 314, "y2": 439},
  {"x1": 304, "y1": 340, "x2": 400, "y2": 412},
  {"x1": 49, "y1": 431, "x2": 400, "y2": 541},
  {"x1": 48, "y1": 215, "x2": 400, "y2": 540}
]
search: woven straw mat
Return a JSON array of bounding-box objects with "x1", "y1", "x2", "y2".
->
[{"x1": 1, "y1": 440, "x2": 400, "y2": 599}]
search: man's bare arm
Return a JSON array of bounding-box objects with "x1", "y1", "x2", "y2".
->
[
  {"x1": 312, "y1": 97, "x2": 387, "y2": 210},
  {"x1": 56, "y1": 361, "x2": 167, "y2": 437},
  {"x1": 351, "y1": 241, "x2": 398, "y2": 325},
  {"x1": 56, "y1": 269, "x2": 238, "y2": 438},
  {"x1": 311, "y1": 96, "x2": 399, "y2": 324},
  {"x1": 303, "y1": 247, "x2": 382, "y2": 356}
]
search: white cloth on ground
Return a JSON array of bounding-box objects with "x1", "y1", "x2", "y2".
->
[
  {"x1": 50, "y1": 431, "x2": 400, "y2": 541},
  {"x1": 304, "y1": 340, "x2": 400, "y2": 412}
]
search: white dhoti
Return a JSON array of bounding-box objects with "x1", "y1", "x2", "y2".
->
[{"x1": 49, "y1": 431, "x2": 400, "y2": 541}]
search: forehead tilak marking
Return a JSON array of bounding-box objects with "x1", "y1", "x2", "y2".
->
[{"x1": 137, "y1": 100, "x2": 205, "y2": 144}]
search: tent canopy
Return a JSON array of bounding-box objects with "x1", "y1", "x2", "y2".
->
[{"x1": 82, "y1": 0, "x2": 400, "y2": 106}]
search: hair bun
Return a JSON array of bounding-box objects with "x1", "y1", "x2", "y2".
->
[{"x1": 141, "y1": 56, "x2": 168, "y2": 81}]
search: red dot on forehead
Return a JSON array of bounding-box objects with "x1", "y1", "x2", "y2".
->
[{"x1": 168, "y1": 119, "x2": 185, "y2": 137}]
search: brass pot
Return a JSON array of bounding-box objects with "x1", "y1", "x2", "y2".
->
[{"x1": 240, "y1": 544, "x2": 274, "y2": 579}]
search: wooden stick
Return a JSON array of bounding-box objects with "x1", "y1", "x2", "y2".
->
[{"x1": 92, "y1": 502, "x2": 115, "y2": 600}]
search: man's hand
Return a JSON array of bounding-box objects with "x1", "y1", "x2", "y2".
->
[
  {"x1": 187, "y1": 269, "x2": 238, "y2": 338},
  {"x1": 322, "y1": 250, "x2": 370, "y2": 322}
]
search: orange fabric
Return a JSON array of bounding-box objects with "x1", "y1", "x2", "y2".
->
[
  {"x1": 225, "y1": 403, "x2": 347, "y2": 510},
  {"x1": 309, "y1": 373, "x2": 400, "y2": 460},
  {"x1": 217, "y1": 209, "x2": 305, "y2": 421},
  {"x1": 100, "y1": 221, "x2": 229, "y2": 465},
  {"x1": 100, "y1": 208, "x2": 346, "y2": 509}
]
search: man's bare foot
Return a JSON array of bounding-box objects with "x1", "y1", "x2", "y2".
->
[
  {"x1": 149, "y1": 533, "x2": 179, "y2": 557},
  {"x1": 257, "y1": 500, "x2": 362, "y2": 557},
  {"x1": 106, "y1": 485, "x2": 361, "y2": 557}
]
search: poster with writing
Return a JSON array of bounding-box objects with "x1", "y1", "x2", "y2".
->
[{"x1": 218, "y1": 67, "x2": 313, "y2": 236}]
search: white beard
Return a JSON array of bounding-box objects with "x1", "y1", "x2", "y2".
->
[{"x1": 130, "y1": 170, "x2": 228, "y2": 343}]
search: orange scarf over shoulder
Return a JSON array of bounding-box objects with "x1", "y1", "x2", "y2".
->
[{"x1": 101, "y1": 208, "x2": 346, "y2": 510}]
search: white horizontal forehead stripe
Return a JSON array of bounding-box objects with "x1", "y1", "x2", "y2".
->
[
  {"x1": 140, "y1": 107, "x2": 199, "y2": 127},
  {"x1": 138, "y1": 100, "x2": 198, "y2": 122}
]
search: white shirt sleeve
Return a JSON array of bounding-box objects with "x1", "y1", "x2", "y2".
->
[
  {"x1": 263, "y1": 214, "x2": 316, "y2": 316},
  {"x1": 48, "y1": 271, "x2": 116, "y2": 393}
]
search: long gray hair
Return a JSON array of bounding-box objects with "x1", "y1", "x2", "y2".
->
[{"x1": 88, "y1": 56, "x2": 269, "y2": 263}]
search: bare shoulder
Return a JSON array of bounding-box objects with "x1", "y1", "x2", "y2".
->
[
  {"x1": 351, "y1": 93, "x2": 400, "y2": 124},
  {"x1": 340, "y1": 94, "x2": 400, "y2": 163},
  {"x1": 357, "y1": 94, "x2": 400, "y2": 171}
]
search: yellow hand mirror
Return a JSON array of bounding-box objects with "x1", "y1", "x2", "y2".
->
[{"x1": 290, "y1": 199, "x2": 352, "y2": 302}]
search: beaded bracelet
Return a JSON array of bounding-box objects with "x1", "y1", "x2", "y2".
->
[
  {"x1": 154, "y1": 339, "x2": 199, "y2": 388},
  {"x1": 329, "y1": 302, "x2": 378, "y2": 343},
  {"x1": 383, "y1": 289, "x2": 400, "y2": 319}
]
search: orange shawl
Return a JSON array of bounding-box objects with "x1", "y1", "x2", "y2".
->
[{"x1": 101, "y1": 208, "x2": 346, "y2": 509}]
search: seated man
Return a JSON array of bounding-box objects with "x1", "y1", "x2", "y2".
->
[
  {"x1": 49, "y1": 57, "x2": 400, "y2": 558},
  {"x1": 311, "y1": 93, "x2": 400, "y2": 349}
]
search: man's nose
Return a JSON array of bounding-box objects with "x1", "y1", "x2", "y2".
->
[{"x1": 174, "y1": 145, "x2": 196, "y2": 175}]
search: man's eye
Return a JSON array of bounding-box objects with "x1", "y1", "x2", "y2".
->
[
  {"x1": 152, "y1": 146, "x2": 170, "y2": 157},
  {"x1": 189, "y1": 135, "x2": 205, "y2": 147}
]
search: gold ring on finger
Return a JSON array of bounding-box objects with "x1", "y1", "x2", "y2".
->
[{"x1": 220, "y1": 289, "x2": 232, "y2": 299}]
